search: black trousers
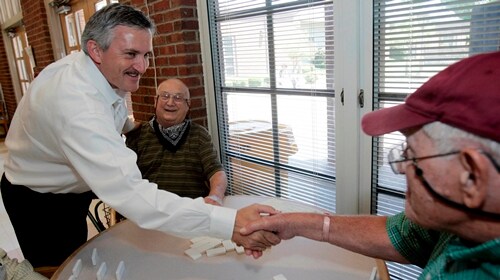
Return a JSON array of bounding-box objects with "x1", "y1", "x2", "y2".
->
[{"x1": 0, "y1": 174, "x2": 94, "y2": 267}]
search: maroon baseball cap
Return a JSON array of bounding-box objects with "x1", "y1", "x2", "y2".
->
[{"x1": 362, "y1": 51, "x2": 500, "y2": 142}]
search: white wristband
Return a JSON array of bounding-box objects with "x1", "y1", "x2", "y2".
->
[
  {"x1": 207, "y1": 195, "x2": 223, "y2": 205},
  {"x1": 322, "y1": 215, "x2": 330, "y2": 242}
]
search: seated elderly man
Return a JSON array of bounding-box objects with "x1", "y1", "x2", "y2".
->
[
  {"x1": 241, "y1": 51, "x2": 500, "y2": 279},
  {"x1": 126, "y1": 78, "x2": 226, "y2": 205}
]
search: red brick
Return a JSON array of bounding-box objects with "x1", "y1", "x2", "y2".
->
[
  {"x1": 156, "y1": 22, "x2": 174, "y2": 34},
  {"x1": 153, "y1": 1, "x2": 171, "y2": 13},
  {"x1": 176, "y1": 43, "x2": 201, "y2": 54},
  {"x1": 178, "y1": 65, "x2": 203, "y2": 76},
  {"x1": 157, "y1": 45, "x2": 176, "y2": 56},
  {"x1": 169, "y1": 54, "x2": 199, "y2": 65},
  {"x1": 190, "y1": 108, "x2": 209, "y2": 120},
  {"x1": 172, "y1": 19, "x2": 198, "y2": 32},
  {"x1": 189, "y1": 87, "x2": 206, "y2": 98},
  {"x1": 171, "y1": 0, "x2": 197, "y2": 7},
  {"x1": 160, "y1": 67, "x2": 179, "y2": 77},
  {"x1": 153, "y1": 56, "x2": 169, "y2": 66},
  {"x1": 180, "y1": 77, "x2": 201, "y2": 88}
]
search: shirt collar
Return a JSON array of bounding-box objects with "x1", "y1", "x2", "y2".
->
[
  {"x1": 78, "y1": 52, "x2": 127, "y2": 107},
  {"x1": 446, "y1": 237, "x2": 500, "y2": 262}
]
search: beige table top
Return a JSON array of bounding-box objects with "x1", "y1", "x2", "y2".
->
[{"x1": 52, "y1": 195, "x2": 376, "y2": 280}]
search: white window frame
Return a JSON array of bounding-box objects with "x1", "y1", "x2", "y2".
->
[{"x1": 198, "y1": 0, "x2": 374, "y2": 215}]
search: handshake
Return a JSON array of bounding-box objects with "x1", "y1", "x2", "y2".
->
[{"x1": 231, "y1": 203, "x2": 313, "y2": 259}]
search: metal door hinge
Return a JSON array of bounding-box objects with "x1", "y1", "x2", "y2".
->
[
  {"x1": 358, "y1": 89, "x2": 364, "y2": 108},
  {"x1": 340, "y1": 88, "x2": 345, "y2": 106}
]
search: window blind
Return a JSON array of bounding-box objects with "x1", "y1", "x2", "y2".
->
[
  {"x1": 372, "y1": 1, "x2": 500, "y2": 279},
  {"x1": 207, "y1": 0, "x2": 336, "y2": 212}
]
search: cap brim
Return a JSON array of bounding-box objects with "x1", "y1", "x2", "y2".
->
[{"x1": 361, "y1": 104, "x2": 434, "y2": 136}]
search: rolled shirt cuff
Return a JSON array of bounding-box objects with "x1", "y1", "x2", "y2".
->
[{"x1": 210, "y1": 205, "x2": 237, "y2": 240}]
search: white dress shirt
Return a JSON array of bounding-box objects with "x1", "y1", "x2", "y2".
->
[{"x1": 4, "y1": 52, "x2": 236, "y2": 239}]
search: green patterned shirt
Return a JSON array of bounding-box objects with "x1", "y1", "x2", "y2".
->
[
  {"x1": 387, "y1": 212, "x2": 500, "y2": 279},
  {"x1": 126, "y1": 122, "x2": 223, "y2": 198}
]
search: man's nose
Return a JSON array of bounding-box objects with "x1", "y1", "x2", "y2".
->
[
  {"x1": 166, "y1": 96, "x2": 176, "y2": 105},
  {"x1": 135, "y1": 56, "x2": 149, "y2": 73}
]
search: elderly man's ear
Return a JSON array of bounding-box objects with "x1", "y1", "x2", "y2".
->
[{"x1": 458, "y1": 149, "x2": 496, "y2": 210}]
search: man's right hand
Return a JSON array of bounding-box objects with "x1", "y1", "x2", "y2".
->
[{"x1": 231, "y1": 204, "x2": 281, "y2": 258}]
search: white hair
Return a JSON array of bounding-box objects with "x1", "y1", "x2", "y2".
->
[{"x1": 422, "y1": 122, "x2": 500, "y2": 165}]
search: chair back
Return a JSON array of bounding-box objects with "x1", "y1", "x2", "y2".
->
[{"x1": 375, "y1": 259, "x2": 390, "y2": 280}]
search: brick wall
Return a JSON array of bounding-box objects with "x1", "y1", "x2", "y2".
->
[
  {"x1": 0, "y1": 0, "x2": 54, "y2": 127},
  {"x1": 21, "y1": 0, "x2": 54, "y2": 75},
  {"x1": 0, "y1": 36, "x2": 15, "y2": 125}
]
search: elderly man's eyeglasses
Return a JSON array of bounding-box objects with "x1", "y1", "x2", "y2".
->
[
  {"x1": 388, "y1": 142, "x2": 500, "y2": 174},
  {"x1": 157, "y1": 92, "x2": 188, "y2": 104},
  {"x1": 388, "y1": 142, "x2": 500, "y2": 219},
  {"x1": 388, "y1": 142, "x2": 460, "y2": 175}
]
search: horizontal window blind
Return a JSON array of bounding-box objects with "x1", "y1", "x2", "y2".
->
[
  {"x1": 372, "y1": 1, "x2": 500, "y2": 279},
  {"x1": 207, "y1": 0, "x2": 336, "y2": 212}
]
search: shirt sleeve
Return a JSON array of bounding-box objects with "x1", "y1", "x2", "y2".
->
[
  {"x1": 386, "y1": 212, "x2": 442, "y2": 268},
  {"x1": 122, "y1": 117, "x2": 136, "y2": 134},
  {"x1": 60, "y1": 112, "x2": 236, "y2": 240}
]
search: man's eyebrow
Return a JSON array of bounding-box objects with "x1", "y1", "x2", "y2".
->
[
  {"x1": 122, "y1": 49, "x2": 152, "y2": 55},
  {"x1": 123, "y1": 48, "x2": 139, "y2": 53}
]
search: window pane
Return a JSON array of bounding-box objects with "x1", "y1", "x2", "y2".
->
[
  {"x1": 209, "y1": 0, "x2": 335, "y2": 211},
  {"x1": 227, "y1": 92, "x2": 271, "y2": 123},
  {"x1": 75, "y1": 9, "x2": 86, "y2": 46},
  {"x1": 13, "y1": 36, "x2": 21, "y2": 57},
  {"x1": 16, "y1": 60, "x2": 27, "y2": 80},
  {"x1": 220, "y1": 15, "x2": 270, "y2": 87},
  {"x1": 217, "y1": 0, "x2": 266, "y2": 14},
  {"x1": 286, "y1": 172, "x2": 335, "y2": 212},
  {"x1": 228, "y1": 158, "x2": 278, "y2": 196},
  {"x1": 274, "y1": 6, "x2": 334, "y2": 90},
  {"x1": 95, "y1": 0, "x2": 107, "y2": 11},
  {"x1": 65, "y1": 14, "x2": 78, "y2": 48},
  {"x1": 277, "y1": 95, "x2": 335, "y2": 176}
]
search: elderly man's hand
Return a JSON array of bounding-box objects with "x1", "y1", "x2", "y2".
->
[
  {"x1": 240, "y1": 212, "x2": 297, "y2": 240},
  {"x1": 231, "y1": 204, "x2": 281, "y2": 258}
]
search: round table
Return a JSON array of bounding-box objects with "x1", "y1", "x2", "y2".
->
[{"x1": 52, "y1": 195, "x2": 376, "y2": 280}]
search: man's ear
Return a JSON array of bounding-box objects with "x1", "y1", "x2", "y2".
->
[
  {"x1": 86, "y1": 40, "x2": 103, "y2": 64},
  {"x1": 459, "y1": 149, "x2": 489, "y2": 209}
]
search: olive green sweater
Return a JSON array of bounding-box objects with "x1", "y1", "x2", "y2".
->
[{"x1": 126, "y1": 122, "x2": 223, "y2": 198}]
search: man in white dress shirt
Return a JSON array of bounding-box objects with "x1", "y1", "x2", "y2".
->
[{"x1": 0, "y1": 3, "x2": 279, "y2": 267}]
